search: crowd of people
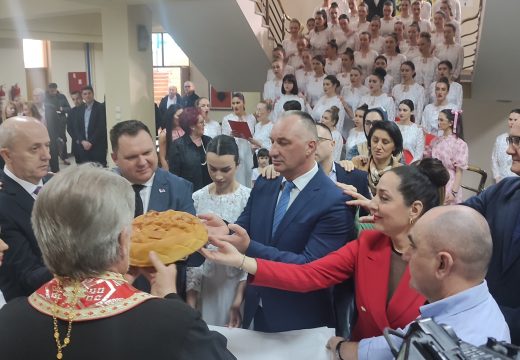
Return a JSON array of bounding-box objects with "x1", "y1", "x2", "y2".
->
[{"x1": 0, "y1": 0, "x2": 519, "y2": 359}]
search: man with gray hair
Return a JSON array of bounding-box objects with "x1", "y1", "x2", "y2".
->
[
  {"x1": 0, "y1": 117, "x2": 53, "y2": 301},
  {"x1": 0, "y1": 164, "x2": 235, "y2": 359},
  {"x1": 158, "y1": 84, "x2": 182, "y2": 118},
  {"x1": 330, "y1": 205, "x2": 510, "y2": 359}
]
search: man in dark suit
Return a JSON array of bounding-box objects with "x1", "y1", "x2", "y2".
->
[
  {"x1": 204, "y1": 111, "x2": 356, "y2": 332},
  {"x1": 46, "y1": 83, "x2": 71, "y2": 165},
  {"x1": 110, "y1": 120, "x2": 203, "y2": 299},
  {"x1": 67, "y1": 90, "x2": 85, "y2": 163},
  {"x1": 181, "y1": 81, "x2": 200, "y2": 107},
  {"x1": 0, "y1": 117, "x2": 53, "y2": 301},
  {"x1": 158, "y1": 85, "x2": 182, "y2": 119},
  {"x1": 464, "y1": 121, "x2": 520, "y2": 345},
  {"x1": 76, "y1": 85, "x2": 107, "y2": 166}
]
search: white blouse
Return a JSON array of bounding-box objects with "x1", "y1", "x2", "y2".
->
[
  {"x1": 346, "y1": 128, "x2": 367, "y2": 154},
  {"x1": 334, "y1": 31, "x2": 359, "y2": 53},
  {"x1": 325, "y1": 57, "x2": 343, "y2": 76},
  {"x1": 380, "y1": 18, "x2": 397, "y2": 36},
  {"x1": 272, "y1": 94, "x2": 305, "y2": 123},
  {"x1": 295, "y1": 69, "x2": 314, "y2": 92},
  {"x1": 305, "y1": 73, "x2": 327, "y2": 107},
  {"x1": 392, "y1": 82, "x2": 426, "y2": 122},
  {"x1": 491, "y1": 132, "x2": 517, "y2": 181},
  {"x1": 332, "y1": 128, "x2": 344, "y2": 162},
  {"x1": 341, "y1": 85, "x2": 370, "y2": 115},
  {"x1": 413, "y1": 56, "x2": 440, "y2": 89},
  {"x1": 263, "y1": 78, "x2": 283, "y2": 102},
  {"x1": 336, "y1": 71, "x2": 352, "y2": 89},
  {"x1": 359, "y1": 92, "x2": 396, "y2": 121},
  {"x1": 203, "y1": 119, "x2": 222, "y2": 139},
  {"x1": 309, "y1": 28, "x2": 333, "y2": 56},
  {"x1": 311, "y1": 95, "x2": 346, "y2": 132},
  {"x1": 254, "y1": 121, "x2": 273, "y2": 151},
  {"x1": 428, "y1": 81, "x2": 463, "y2": 110},
  {"x1": 369, "y1": 36, "x2": 385, "y2": 54},
  {"x1": 354, "y1": 50, "x2": 379, "y2": 77},
  {"x1": 363, "y1": 74, "x2": 394, "y2": 95},
  {"x1": 434, "y1": 43, "x2": 464, "y2": 79},
  {"x1": 398, "y1": 123, "x2": 425, "y2": 162},
  {"x1": 383, "y1": 53, "x2": 407, "y2": 86},
  {"x1": 421, "y1": 102, "x2": 457, "y2": 135},
  {"x1": 282, "y1": 37, "x2": 299, "y2": 59}
]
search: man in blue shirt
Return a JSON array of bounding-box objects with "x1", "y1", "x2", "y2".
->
[{"x1": 329, "y1": 205, "x2": 510, "y2": 360}]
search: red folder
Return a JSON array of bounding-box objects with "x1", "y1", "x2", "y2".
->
[{"x1": 228, "y1": 120, "x2": 253, "y2": 139}]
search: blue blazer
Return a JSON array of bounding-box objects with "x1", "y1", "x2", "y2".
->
[
  {"x1": 237, "y1": 169, "x2": 356, "y2": 332},
  {"x1": 147, "y1": 168, "x2": 196, "y2": 215},
  {"x1": 335, "y1": 163, "x2": 371, "y2": 216},
  {"x1": 464, "y1": 177, "x2": 520, "y2": 344}
]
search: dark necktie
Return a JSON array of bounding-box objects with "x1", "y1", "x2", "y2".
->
[
  {"x1": 33, "y1": 186, "x2": 43, "y2": 196},
  {"x1": 132, "y1": 184, "x2": 145, "y2": 217},
  {"x1": 272, "y1": 181, "x2": 296, "y2": 236}
]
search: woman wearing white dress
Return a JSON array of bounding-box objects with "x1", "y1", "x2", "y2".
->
[
  {"x1": 392, "y1": 60, "x2": 426, "y2": 121},
  {"x1": 295, "y1": 49, "x2": 314, "y2": 91},
  {"x1": 492, "y1": 109, "x2": 520, "y2": 182},
  {"x1": 421, "y1": 77, "x2": 457, "y2": 135},
  {"x1": 250, "y1": 101, "x2": 274, "y2": 152},
  {"x1": 413, "y1": 32, "x2": 440, "y2": 90},
  {"x1": 324, "y1": 40, "x2": 343, "y2": 76},
  {"x1": 282, "y1": 19, "x2": 302, "y2": 60},
  {"x1": 433, "y1": 24, "x2": 464, "y2": 79},
  {"x1": 431, "y1": 11, "x2": 446, "y2": 49},
  {"x1": 354, "y1": 32, "x2": 379, "y2": 76},
  {"x1": 397, "y1": 99, "x2": 424, "y2": 163},
  {"x1": 380, "y1": 2, "x2": 397, "y2": 35},
  {"x1": 355, "y1": 3, "x2": 370, "y2": 33},
  {"x1": 263, "y1": 59, "x2": 284, "y2": 105},
  {"x1": 368, "y1": 16, "x2": 385, "y2": 54},
  {"x1": 428, "y1": 60, "x2": 463, "y2": 109},
  {"x1": 273, "y1": 74, "x2": 305, "y2": 123},
  {"x1": 288, "y1": 37, "x2": 308, "y2": 70},
  {"x1": 411, "y1": 1, "x2": 432, "y2": 33},
  {"x1": 346, "y1": 103, "x2": 369, "y2": 154},
  {"x1": 396, "y1": 0, "x2": 413, "y2": 28},
  {"x1": 309, "y1": 10, "x2": 332, "y2": 56},
  {"x1": 221, "y1": 93, "x2": 256, "y2": 187},
  {"x1": 360, "y1": 67, "x2": 396, "y2": 121},
  {"x1": 401, "y1": 22, "x2": 421, "y2": 60},
  {"x1": 305, "y1": 55, "x2": 327, "y2": 107},
  {"x1": 320, "y1": 106, "x2": 344, "y2": 162},
  {"x1": 187, "y1": 135, "x2": 251, "y2": 327},
  {"x1": 438, "y1": 1, "x2": 462, "y2": 43},
  {"x1": 336, "y1": 50, "x2": 354, "y2": 89},
  {"x1": 335, "y1": 14, "x2": 359, "y2": 53},
  {"x1": 382, "y1": 33, "x2": 407, "y2": 86},
  {"x1": 340, "y1": 66, "x2": 369, "y2": 124},
  {"x1": 197, "y1": 97, "x2": 221, "y2": 139},
  {"x1": 310, "y1": 75, "x2": 346, "y2": 132}
]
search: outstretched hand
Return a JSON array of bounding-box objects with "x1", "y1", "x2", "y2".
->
[
  {"x1": 259, "y1": 164, "x2": 280, "y2": 179},
  {"x1": 338, "y1": 184, "x2": 375, "y2": 224},
  {"x1": 200, "y1": 237, "x2": 244, "y2": 268},
  {"x1": 198, "y1": 213, "x2": 229, "y2": 237},
  {"x1": 141, "y1": 251, "x2": 178, "y2": 298}
]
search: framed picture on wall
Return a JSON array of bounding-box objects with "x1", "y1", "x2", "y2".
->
[{"x1": 209, "y1": 85, "x2": 232, "y2": 110}]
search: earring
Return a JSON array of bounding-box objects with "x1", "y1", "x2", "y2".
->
[{"x1": 409, "y1": 218, "x2": 415, "y2": 225}]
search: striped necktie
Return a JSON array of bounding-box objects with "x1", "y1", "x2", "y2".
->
[{"x1": 272, "y1": 181, "x2": 296, "y2": 236}]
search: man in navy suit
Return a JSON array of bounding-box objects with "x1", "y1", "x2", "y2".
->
[
  {"x1": 464, "y1": 120, "x2": 520, "y2": 345},
  {"x1": 0, "y1": 117, "x2": 53, "y2": 301},
  {"x1": 76, "y1": 86, "x2": 107, "y2": 166},
  {"x1": 204, "y1": 111, "x2": 356, "y2": 332},
  {"x1": 110, "y1": 120, "x2": 202, "y2": 299}
]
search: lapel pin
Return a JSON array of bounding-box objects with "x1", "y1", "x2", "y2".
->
[
  {"x1": 361, "y1": 306, "x2": 366, "y2": 312},
  {"x1": 159, "y1": 188, "x2": 166, "y2": 193}
]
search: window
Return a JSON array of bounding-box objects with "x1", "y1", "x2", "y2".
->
[{"x1": 23, "y1": 39, "x2": 48, "y2": 68}]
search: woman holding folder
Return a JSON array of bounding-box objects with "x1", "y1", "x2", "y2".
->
[{"x1": 221, "y1": 93, "x2": 256, "y2": 188}]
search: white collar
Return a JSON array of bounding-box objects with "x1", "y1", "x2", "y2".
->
[{"x1": 3, "y1": 167, "x2": 44, "y2": 197}]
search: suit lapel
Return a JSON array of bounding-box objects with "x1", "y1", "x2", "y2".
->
[
  {"x1": 361, "y1": 241, "x2": 392, "y2": 331},
  {"x1": 502, "y1": 193, "x2": 520, "y2": 273},
  {"x1": 148, "y1": 170, "x2": 169, "y2": 212},
  {"x1": 387, "y1": 267, "x2": 424, "y2": 324},
  {"x1": 2, "y1": 175, "x2": 35, "y2": 214}
]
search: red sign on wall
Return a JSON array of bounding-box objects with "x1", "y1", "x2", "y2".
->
[{"x1": 68, "y1": 72, "x2": 87, "y2": 94}]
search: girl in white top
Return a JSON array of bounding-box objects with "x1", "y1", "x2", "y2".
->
[
  {"x1": 382, "y1": 33, "x2": 407, "y2": 86},
  {"x1": 309, "y1": 10, "x2": 333, "y2": 56},
  {"x1": 272, "y1": 74, "x2": 305, "y2": 123},
  {"x1": 419, "y1": 0, "x2": 432, "y2": 21},
  {"x1": 336, "y1": 50, "x2": 354, "y2": 88},
  {"x1": 288, "y1": 37, "x2": 308, "y2": 70},
  {"x1": 354, "y1": 32, "x2": 379, "y2": 77},
  {"x1": 335, "y1": 14, "x2": 359, "y2": 53},
  {"x1": 305, "y1": 55, "x2": 327, "y2": 107},
  {"x1": 263, "y1": 60, "x2": 283, "y2": 105},
  {"x1": 421, "y1": 77, "x2": 457, "y2": 135},
  {"x1": 187, "y1": 134, "x2": 251, "y2": 327},
  {"x1": 412, "y1": 32, "x2": 440, "y2": 90},
  {"x1": 394, "y1": 21, "x2": 407, "y2": 51},
  {"x1": 321, "y1": 106, "x2": 344, "y2": 162},
  {"x1": 434, "y1": 23, "x2": 464, "y2": 79},
  {"x1": 346, "y1": 0, "x2": 359, "y2": 26},
  {"x1": 380, "y1": 2, "x2": 397, "y2": 35},
  {"x1": 324, "y1": 40, "x2": 343, "y2": 76},
  {"x1": 266, "y1": 46, "x2": 295, "y2": 82},
  {"x1": 295, "y1": 49, "x2": 314, "y2": 91},
  {"x1": 282, "y1": 19, "x2": 302, "y2": 60},
  {"x1": 431, "y1": 11, "x2": 447, "y2": 49},
  {"x1": 363, "y1": 56, "x2": 394, "y2": 95},
  {"x1": 433, "y1": 0, "x2": 462, "y2": 23},
  {"x1": 355, "y1": 3, "x2": 370, "y2": 34},
  {"x1": 491, "y1": 109, "x2": 520, "y2": 182},
  {"x1": 221, "y1": 93, "x2": 256, "y2": 187},
  {"x1": 392, "y1": 60, "x2": 426, "y2": 121},
  {"x1": 401, "y1": 22, "x2": 421, "y2": 60},
  {"x1": 341, "y1": 66, "x2": 369, "y2": 126},
  {"x1": 346, "y1": 104, "x2": 369, "y2": 153},
  {"x1": 250, "y1": 101, "x2": 274, "y2": 152},
  {"x1": 439, "y1": 1, "x2": 461, "y2": 43},
  {"x1": 360, "y1": 67, "x2": 396, "y2": 122},
  {"x1": 310, "y1": 75, "x2": 346, "y2": 132},
  {"x1": 428, "y1": 60, "x2": 463, "y2": 109},
  {"x1": 397, "y1": 99, "x2": 424, "y2": 163},
  {"x1": 368, "y1": 16, "x2": 385, "y2": 53},
  {"x1": 197, "y1": 97, "x2": 221, "y2": 139},
  {"x1": 411, "y1": 1, "x2": 432, "y2": 33},
  {"x1": 397, "y1": 0, "x2": 413, "y2": 29}
]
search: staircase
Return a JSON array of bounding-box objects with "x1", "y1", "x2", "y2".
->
[{"x1": 254, "y1": 0, "x2": 291, "y2": 45}]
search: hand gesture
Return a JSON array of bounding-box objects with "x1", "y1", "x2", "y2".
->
[
  {"x1": 338, "y1": 159, "x2": 356, "y2": 172},
  {"x1": 200, "y1": 237, "x2": 244, "y2": 268},
  {"x1": 227, "y1": 305, "x2": 242, "y2": 328},
  {"x1": 198, "y1": 213, "x2": 229, "y2": 237},
  {"x1": 259, "y1": 164, "x2": 280, "y2": 179},
  {"x1": 141, "y1": 251, "x2": 177, "y2": 298}
]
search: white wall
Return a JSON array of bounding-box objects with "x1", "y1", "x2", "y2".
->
[
  {"x1": 0, "y1": 37, "x2": 27, "y2": 100},
  {"x1": 48, "y1": 41, "x2": 86, "y2": 104}
]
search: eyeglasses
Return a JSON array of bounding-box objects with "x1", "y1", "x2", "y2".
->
[
  {"x1": 506, "y1": 136, "x2": 520, "y2": 147},
  {"x1": 318, "y1": 137, "x2": 333, "y2": 142}
]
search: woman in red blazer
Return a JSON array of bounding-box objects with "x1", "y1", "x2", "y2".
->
[{"x1": 202, "y1": 158, "x2": 449, "y2": 341}]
